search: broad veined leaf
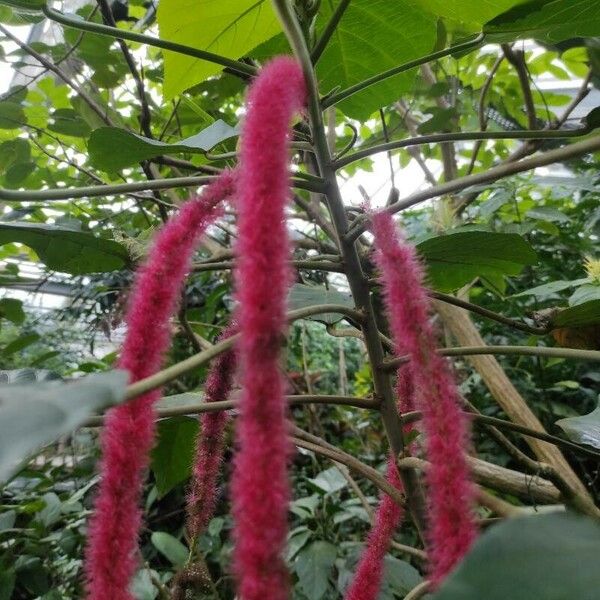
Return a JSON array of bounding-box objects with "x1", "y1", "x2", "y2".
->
[
  {"x1": 382, "y1": 555, "x2": 423, "y2": 596},
  {"x1": 0, "y1": 222, "x2": 129, "y2": 274},
  {"x1": 414, "y1": 0, "x2": 528, "y2": 28},
  {"x1": 288, "y1": 283, "x2": 354, "y2": 325},
  {"x1": 88, "y1": 121, "x2": 239, "y2": 172},
  {"x1": 0, "y1": 298, "x2": 24, "y2": 324},
  {"x1": 485, "y1": 0, "x2": 600, "y2": 43},
  {"x1": 150, "y1": 532, "x2": 188, "y2": 567},
  {"x1": 556, "y1": 405, "x2": 600, "y2": 449},
  {"x1": 150, "y1": 416, "x2": 198, "y2": 497},
  {"x1": 415, "y1": 231, "x2": 537, "y2": 292},
  {"x1": 513, "y1": 278, "x2": 589, "y2": 298},
  {"x1": 0, "y1": 370, "x2": 128, "y2": 482},
  {"x1": 157, "y1": 0, "x2": 281, "y2": 99},
  {"x1": 308, "y1": 466, "x2": 347, "y2": 495},
  {"x1": 569, "y1": 284, "x2": 600, "y2": 306},
  {"x1": 48, "y1": 108, "x2": 91, "y2": 138},
  {"x1": 316, "y1": 0, "x2": 437, "y2": 120},
  {"x1": 294, "y1": 541, "x2": 337, "y2": 600},
  {"x1": 551, "y1": 300, "x2": 600, "y2": 328},
  {"x1": 433, "y1": 513, "x2": 600, "y2": 600},
  {"x1": 0, "y1": 102, "x2": 25, "y2": 129}
]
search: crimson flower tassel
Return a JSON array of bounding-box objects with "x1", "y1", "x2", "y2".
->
[
  {"x1": 84, "y1": 171, "x2": 235, "y2": 600},
  {"x1": 343, "y1": 364, "x2": 414, "y2": 600},
  {"x1": 185, "y1": 323, "x2": 237, "y2": 541},
  {"x1": 344, "y1": 457, "x2": 404, "y2": 600},
  {"x1": 231, "y1": 57, "x2": 306, "y2": 600},
  {"x1": 371, "y1": 210, "x2": 478, "y2": 587}
]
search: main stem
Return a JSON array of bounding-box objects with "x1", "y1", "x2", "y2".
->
[{"x1": 272, "y1": 0, "x2": 427, "y2": 536}]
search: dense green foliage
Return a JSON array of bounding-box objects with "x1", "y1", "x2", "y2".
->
[{"x1": 0, "y1": 0, "x2": 599, "y2": 598}]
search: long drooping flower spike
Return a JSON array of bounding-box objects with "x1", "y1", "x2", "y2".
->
[
  {"x1": 84, "y1": 171, "x2": 236, "y2": 600},
  {"x1": 344, "y1": 457, "x2": 404, "y2": 600},
  {"x1": 185, "y1": 322, "x2": 237, "y2": 541},
  {"x1": 343, "y1": 363, "x2": 414, "y2": 600},
  {"x1": 371, "y1": 210, "x2": 478, "y2": 587},
  {"x1": 231, "y1": 56, "x2": 306, "y2": 600}
]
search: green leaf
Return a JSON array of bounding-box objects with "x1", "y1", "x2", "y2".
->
[
  {"x1": 556, "y1": 404, "x2": 600, "y2": 449},
  {"x1": 526, "y1": 207, "x2": 571, "y2": 223},
  {"x1": 433, "y1": 513, "x2": 600, "y2": 600},
  {"x1": 415, "y1": 0, "x2": 527, "y2": 28},
  {"x1": 150, "y1": 416, "x2": 198, "y2": 497},
  {"x1": 569, "y1": 284, "x2": 600, "y2": 306},
  {"x1": 157, "y1": 0, "x2": 281, "y2": 98},
  {"x1": 0, "y1": 222, "x2": 128, "y2": 274},
  {"x1": 316, "y1": 0, "x2": 437, "y2": 120},
  {"x1": 2, "y1": 332, "x2": 39, "y2": 356},
  {"x1": 485, "y1": 0, "x2": 600, "y2": 43},
  {"x1": 551, "y1": 300, "x2": 600, "y2": 328},
  {"x1": 130, "y1": 569, "x2": 159, "y2": 600},
  {"x1": 295, "y1": 541, "x2": 337, "y2": 600},
  {"x1": 0, "y1": 298, "x2": 24, "y2": 324},
  {"x1": 513, "y1": 278, "x2": 589, "y2": 298},
  {"x1": 382, "y1": 555, "x2": 422, "y2": 595},
  {"x1": 416, "y1": 231, "x2": 537, "y2": 292},
  {"x1": 287, "y1": 529, "x2": 312, "y2": 561},
  {"x1": 0, "y1": 569, "x2": 15, "y2": 600},
  {"x1": 308, "y1": 466, "x2": 347, "y2": 495},
  {"x1": 88, "y1": 121, "x2": 239, "y2": 172},
  {"x1": 0, "y1": 102, "x2": 25, "y2": 129},
  {"x1": 150, "y1": 531, "x2": 188, "y2": 567},
  {"x1": 3, "y1": 161, "x2": 35, "y2": 188},
  {"x1": 0, "y1": 370, "x2": 128, "y2": 482},
  {"x1": 48, "y1": 108, "x2": 91, "y2": 138},
  {"x1": 0, "y1": 508, "x2": 15, "y2": 531},
  {"x1": 288, "y1": 283, "x2": 354, "y2": 325}
]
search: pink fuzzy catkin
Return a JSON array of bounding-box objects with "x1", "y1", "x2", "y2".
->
[
  {"x1": 343, "y1": 366, "x2": 413, "y2": 600},
  {"x1": 231, "y1": 57, "x2": 306, "y2": 600},
  {"x1": 84, "y1": 171, "x2": 235, "y2": 600},
  {"x1": 371, "y1": 210, "x2": 477, "y2": 587},
  {"x1": 344, "y1": 457, "x2": 404, "y2": 600},
  {"x1": 185, "y1": 323, "x2": 237, "y2": 541}
]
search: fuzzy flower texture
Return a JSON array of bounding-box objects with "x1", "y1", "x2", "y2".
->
[
  {"x1": 84, "y1": 171, "x2": 235, "y2": 600},
  {"x1": 185, "y1": 323, "x2": 237, "y2": 541},
  {"x1": 231, "y1": 57, "x2": 306, "y2": 600},
  {"x1": 371, "y1": 210, "x2": 478, "y2": 587}
]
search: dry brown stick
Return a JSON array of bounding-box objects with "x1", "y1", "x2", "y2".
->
[{"x1": 433, "y1": 300, "x2": 593, "y2": 503}]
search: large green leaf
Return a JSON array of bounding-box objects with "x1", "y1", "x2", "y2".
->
[
  {"x1": 556, "y1": 405, "x2": 600, "y2": 450},
  {"x1": 150, "y1": 416, "x2": 198, "y2": 498},
  {"x1": 416, "y1": 231, "x2": 537, "y2": 292},
  {"x1": 415, "y1": 0, "x2": 527, "y2": 29},
  {"x1": 551, "y1": 300, "x2": 600, "y2": 328},
  {"x1": 485, "y1": 0, "x2": 600, "y2": 43},
  {"x1": 294, "y1": 541, "x2": 337, "y2": 600},
  {"x1": 433, "y1": 513, "x2": 600, "y2": 600},
  {"x1": 316, "y1": 0, "x2": 437, "y2": 120},
  {"x1": 0, "y1": 370, "x2": 128, "y2": 482},
  {"x1": 88, "y1": 121, "x2": 239, "y2": 172},
  {"x1": 0, "y1": 222, "x2": 128, "y2": 274},
  {"x1": 150, "y1": 532, "x2": 188, "y2": 567},
  {"x1": 157, "y1": 0, "x2": 281, "y2": 99},
  {"x1": 288, "y1": 283, "x2": 354, "y2": 325}
]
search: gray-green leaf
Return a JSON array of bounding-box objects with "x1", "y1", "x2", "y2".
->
[
  {"x1": 433, "y1": 513, "x2": 600, "y2": 600},
  {"x1": 88, "y1": 121, "x2": 239, "y2": 172},
  {"x1": 0, "y1": 222, "x2": 128, "y2": 274},
  {"x1": 0, "y1": 370, "x2": 128, "y2": 482}
]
